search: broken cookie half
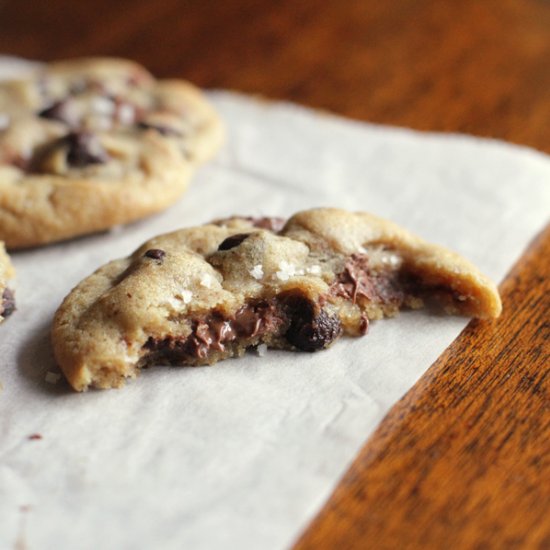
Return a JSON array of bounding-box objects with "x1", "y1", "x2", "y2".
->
[
  {"x1": 52, "y1": 208, "x2": 501, "y2": 391},
  {"x1": 0, "y1": 242, "x2": 15, "y2": 323}
]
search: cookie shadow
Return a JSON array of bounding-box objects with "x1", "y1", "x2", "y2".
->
[{"x1": 17, "y1": 319, "x2": 72, "y2": 395}]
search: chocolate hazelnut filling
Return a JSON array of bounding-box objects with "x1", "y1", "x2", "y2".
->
[{"x1": 1, "y1": 288, "x2": 15, "y2": 319}]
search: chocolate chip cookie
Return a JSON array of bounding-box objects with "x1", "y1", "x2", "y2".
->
[
  {"x1": 0, "y1": 57, "x2": 223, "y2": 248},
  {"x1": 52, "y1": 208, "x2": 501, "y2": 391},
  {"x1": 0, "y1": 242, "x2": 15, "y2": 322}
]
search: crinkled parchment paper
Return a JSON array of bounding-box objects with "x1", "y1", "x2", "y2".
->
[{"x1": 0, "y1": 58, "x2": 549, "y2": 550}]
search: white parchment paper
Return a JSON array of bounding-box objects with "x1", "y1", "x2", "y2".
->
[{"x1": 0, "y1": 58, "x2": 549, "y2": 550}]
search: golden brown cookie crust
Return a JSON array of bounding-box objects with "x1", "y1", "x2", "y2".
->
[
  {"x1": 0, "y1": 58, "x2": 223, "y2": 248},
  {"x1": 52, "y1": 208, "x2": 501, "y2": 391}
]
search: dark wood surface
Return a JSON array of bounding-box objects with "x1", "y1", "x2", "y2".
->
[{"x1": 1, "y1": 1, "x2": 549, "y2": 548}]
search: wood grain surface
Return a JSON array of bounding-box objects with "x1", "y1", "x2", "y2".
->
[{"x1": 0, "y1": 1, "x2": 548, "y2": 548}]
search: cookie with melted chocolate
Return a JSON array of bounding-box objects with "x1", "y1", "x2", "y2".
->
[
  {"x1": 52, "y1": 208, "x2": 502, "y2": 391},
  {"x1": 0, "y1": 242, "x2": 15, "y2": 323},
  {"x1": 0, "y1": 57, "x2": 223, "y2": 248}
]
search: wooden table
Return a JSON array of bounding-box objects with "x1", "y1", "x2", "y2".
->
[{"x1": 1, "y1": 1, "x2": 548, "y2": 548}]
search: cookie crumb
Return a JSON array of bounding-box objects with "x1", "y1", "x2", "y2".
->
[
  {"x1": 28, "y1": 434, "x2": 42, "y2": 440},
  {"x1": 249, "y1": 264, "x2": 264, "y2": 280},
  {"x1": 256, "y1": 343, "x2": 268, "y2": 357},
  {"x1": 45, "y1": 371, "x2": 61, "y2": 384}
]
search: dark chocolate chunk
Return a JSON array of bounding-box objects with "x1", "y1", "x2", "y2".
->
[
  {"x1": 1, "y1": 288, "x2": 16, "y2": 319},
  {"x1": 64, "y1": 132, "x2": 109, "y2": 167},
  {"x1": 283, "y1": 295, "x2": 342, "y2": 352},
  {"x1": 137, "y1": 121, "x2": 182, "y2": 137},
  {"x1": 218, "y1": 233, "x2": 250, "y2": 251},
  {"x1": 38, "y1": 100, "x2": 76, "y2": 126},
  {"x1": 144, "y1": 249, "x2": 166, "y2": 261}
]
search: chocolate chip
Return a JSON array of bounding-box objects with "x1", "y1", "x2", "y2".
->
[
  {"x1": 1, "y1": 288, "x2": 15, "y2": 319},
  {"x1": 64, "y1": 132, "x2": 109, "y2": 167},
  {"x1": 218, "y1": 233, "x2": 250, "y2": 251},
  {"x1": 137, "y1": 121, "x2": 182, "y2": 137},
  {"x1": 283, "y1": 295, "x2": 342, "y2": 352},
  {"x1": 144, "y1": 249, "x2": 166, "y2": 261},
  {"x1": 38, "y1": 100, "x2": 75, "y2": 126}
]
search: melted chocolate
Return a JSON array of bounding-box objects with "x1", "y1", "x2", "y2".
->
[
  {"x1": 283, "y1": 294, "x2": 342, "y2": 352},
  {"x1": 331, "y1": 253, "x2": 404, "y2": 306},
  {"x1": 143, "y1": 301, "x2": 285, "y2": 363},
  {"x1": 142, "y1": 292, "x2": 347, "y2": 364}
]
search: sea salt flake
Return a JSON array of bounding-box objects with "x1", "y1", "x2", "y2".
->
[
  {"x1": 306, "y1": 265, "x2": 321, "y2": 275},
  {"x1": 165, "y1": 296, "x2": 182, "y2": 309},
  {"x1": 45, "y1": 372, "x2": 61, "y2": 384},
  {"x1": 200, "y1": 273, "x2": 213, "y2": 288},
  {"x1": 249, "y1": 264, "x2": 264, "y2": 280},
  {"x1": 181, "y1": 290, "x2": 193, "y2": 304},
  {"x1": 275, "y1": 261, "x2": 296, "y2": 281},
  {"x1": 256, "y1": 344, "x2": 267, "y2": 357}
]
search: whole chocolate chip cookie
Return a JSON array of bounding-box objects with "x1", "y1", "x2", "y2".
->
[
  {"x1": 52, "y1": 208, "x2": 501, "y2": 391},
  {"x1": 0, "y1": 58, "x2": 223, "y2": 248},
  {"x1": 0, "y1": 242, "x2": 15, "y2": 322}
]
